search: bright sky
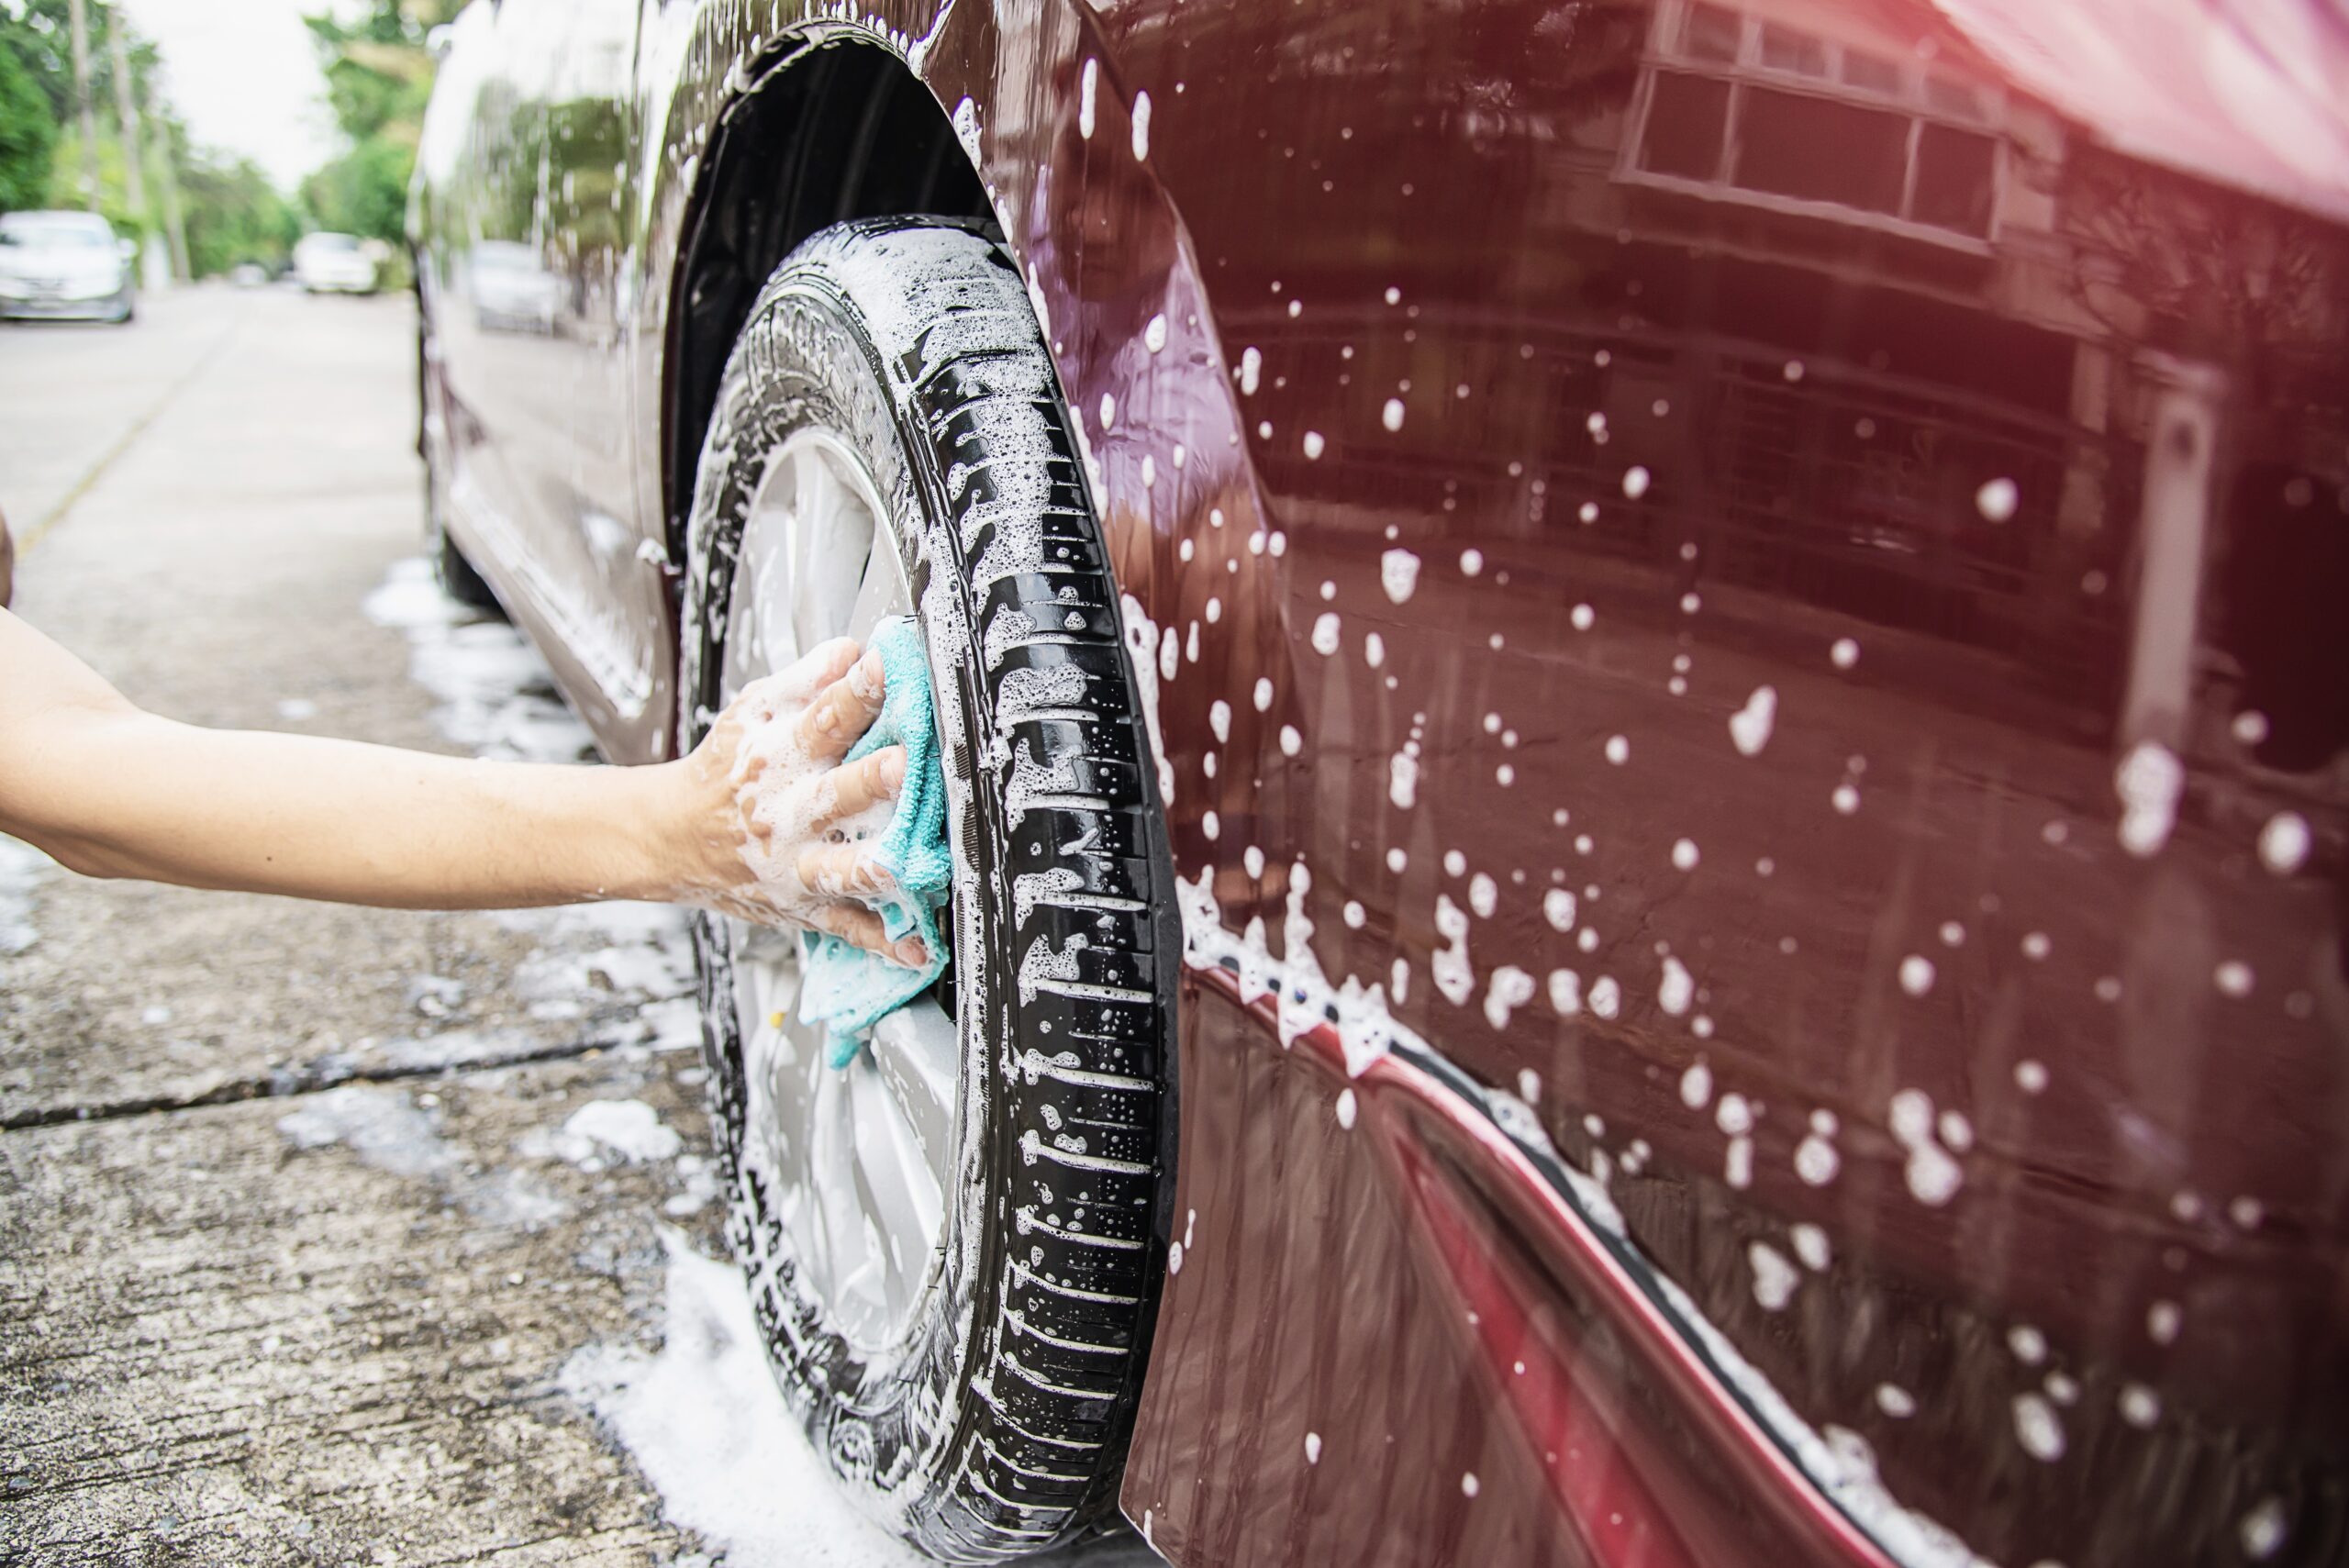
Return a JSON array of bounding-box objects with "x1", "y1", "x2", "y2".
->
[{"x1": 115, "y1": 0, "x2": 367, "y2": 192}]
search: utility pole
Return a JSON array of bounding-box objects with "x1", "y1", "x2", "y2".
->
[
  {"x1": 106, "y1": 17, "x2": 166, "y2": 289},
  {"x1": 145, "y1": 75, "x2": 191, "y2": 283},
  {"x1": 68, "y1": 0, "x2": 102, "y2": 214}
]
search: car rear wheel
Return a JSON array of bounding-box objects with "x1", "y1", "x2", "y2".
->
[{"x1": 679, "y1": 217, "x2": 1176, "y2": 1562}]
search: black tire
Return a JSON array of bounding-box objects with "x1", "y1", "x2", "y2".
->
[
  {"x1": 679, "y1": 219, "x2": 1177, "y2": 1562},
  {"x1": 431, "y1": 517, "x2": 501, "y2": 613}
]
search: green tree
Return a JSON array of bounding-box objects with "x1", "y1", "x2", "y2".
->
[
  {"x1": 300, "y1": 0, "x2": 458, "y2": 247},
  {"x1": 181, "y1": 149, "x2": 299, "y2": 274},
  {"x1": 0, "y1": 22, "x2": 57, "y2": 211}
]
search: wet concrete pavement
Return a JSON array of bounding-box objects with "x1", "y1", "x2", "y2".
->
[{"x1": 0, "y1": 288, "x2": 1155, "y2": 1568}]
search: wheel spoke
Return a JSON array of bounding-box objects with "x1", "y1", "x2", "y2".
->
[
  {"x1": 865, "y1": 996, "x2": 957, "y2": 1179},
  {"x1": 720, "y1": 426, "x2": 953, "y2": 1354},
  {"x1": 845, "y1": 534, "x2": 903, "y2": 648}
]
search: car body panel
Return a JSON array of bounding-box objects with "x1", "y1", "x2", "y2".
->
[{"x1": 411, "y1": 3, "x2": 2349, "y2": 1564}]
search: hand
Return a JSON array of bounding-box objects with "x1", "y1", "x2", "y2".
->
[
  {"x1": 1, "y1": 506, "x2": 16, "y2": 611},
  {"x1": 663, "y1": 637, "x2": 928, "y2": 966}
]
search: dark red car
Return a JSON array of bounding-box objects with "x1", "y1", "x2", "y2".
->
[{"x1": 411, "y1": 1, "x2": 2349, "y2": 1562}]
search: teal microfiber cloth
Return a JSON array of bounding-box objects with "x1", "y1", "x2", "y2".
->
[{"x1": 797, "y1": 616, "x2": 951, "y2": 1066}]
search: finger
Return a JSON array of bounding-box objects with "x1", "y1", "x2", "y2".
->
[
  {"x1": 814, "y1": 746, "x2": 907, "y2": 828},
  {"x1": 806, "y1": 903, "x2": 930, "y2": 968},
  {"x1": 796, "y1": 841, "x2": 896, "y2": 898},
  {"x1": 796, "y1": 647, "x2": 889, "y2": 762},
  {"x1": 763, "y1": 636, "x2": 862, "y2": 706}
]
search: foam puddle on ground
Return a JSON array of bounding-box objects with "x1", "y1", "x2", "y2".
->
[
  {"x1": 560, "y1": 1235, "x2": 939, "y2": 1568},
  {"x1": 363, "y1": 557, "x2": 597, "y2": 763}
]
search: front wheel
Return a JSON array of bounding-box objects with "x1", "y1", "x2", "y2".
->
[{"x1": 679, "y1": 219, "x2": 1177, "y2": 1562}]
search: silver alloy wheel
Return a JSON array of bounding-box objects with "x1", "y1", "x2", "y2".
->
[{"x1": 719, "y1": 426, "x2": 960, "y2": 1356}]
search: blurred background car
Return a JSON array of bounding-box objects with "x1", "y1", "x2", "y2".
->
[
  {"x1": 0, "y1": 210, "x2": 136, "y2": 325},
  {"x1": 291, "y1": 230, "x2": 379, "y2": 295}
]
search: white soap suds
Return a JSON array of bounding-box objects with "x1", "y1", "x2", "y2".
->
[
  {"x1": 366, "y1": 559, "x2": 597, "y2": 763},
  {"x1": 1790, "y1": 1223, "x2": 1831, "y2": 1271},
  {"x1": 531, "y1": 1098, "x2": 683, "y2": 1166},
  {"x1": 1729, "y1": 686, "x2": 1778, "y2": 756},
  {"x1": 1659, "y1": 956, "x2": 1695, "y2": 1017},
  {"x1": 1431, "y1": 895, "x2": 1474, "y2": 1006},
  {"x1": 561, "y1": 1237, "x2": 963, "y2": 1568},
  {"x1": 1975, "y1": 476, "x2": 2019, "y2": 523},
  {"x1": 2114, "y1": 740, "x2": 2182, "y2": 858},
  {"x1": 1680, "y1": 1062, "x2": 1713, "y2": 1110},
  {"x1": 1898, "y1": 955, "x2": 1935, "y2": 997},
  {"x1": 2256, "y1": 811, "x2": 2310, "y2": 875},
  {"x1": 1888, "y1": 1088, "x2": 1963, "y2": 1206},
  {"x1": 2240, "y1": 1497, "x2": 2288, "y2": 1560},
  {"x1": 2011, "y1": 1393, "x2": 2065, "y2": 1461},
  {"x1": 1389, "y1": 751, "x2": 1419, "y2": 809},
  {"x1": 1587, "y1": 975, "x2": 1620, "y2": 1018},
  {"x1": 1483, "y1": 966, "x2": 1535, "y2": 1029},
  {"x1": 1380, "y1": 548, "x2": 1420, "y2": 604},
  {"x1": 1547, "y1": 969, "x2": 1582, "y2": 1016},
  {"x1": 1746, "y1": 1242, "x2": 1799, "y2": 1312},
  {"x1": 1795, "y1": 1133, "x2": 1841, "y2": 1187}
]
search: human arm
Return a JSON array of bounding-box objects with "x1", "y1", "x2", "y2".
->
[{"x1": 0, "y1": 608, "x2": 924, "y2": 962}]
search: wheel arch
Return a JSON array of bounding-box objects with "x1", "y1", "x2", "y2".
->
[{"x1": 658, "y1": 33, "x2": 990, "y2": 564}]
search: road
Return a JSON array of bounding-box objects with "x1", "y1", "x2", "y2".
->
[{"x1": 0, "y1": 288, "x2": 1153, "y2": 1568}]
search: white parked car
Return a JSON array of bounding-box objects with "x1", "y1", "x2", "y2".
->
[
  {"x1": 0, "y1": 211, "x2": 135, "y2": 324},
  {"x1": 292, "y1": 232, "x2": 380, "y2": 295}
]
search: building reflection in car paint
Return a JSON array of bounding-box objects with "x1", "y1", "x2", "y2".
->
[
  {"x1": 418, "y1": 0, "x2": 2349, "y2": 1563},
  {"x1": 1057, "y1": 3, "x2": 2345, "y2": 1565}
]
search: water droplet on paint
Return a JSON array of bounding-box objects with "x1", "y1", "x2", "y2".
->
[
  {"x1": 1381, "y1": 549, "x2": 1420, "y2": 604},
  {"x1": 2012, "y1": 1393, "x2": 2065, "y2": 1461},
  {"x1": 2259, "y1": 812, "x2": 2310, "y2": 875},
  {"x1": 1729, "y1": 687, "x2": 1777, "y2": 755},
  {"x1": 1976, "y1": 476, "x2": 2020, "y2": 523},
  {"x1": 1749, "y1": 1241, "x2": 1798, "y2": 1310}
]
